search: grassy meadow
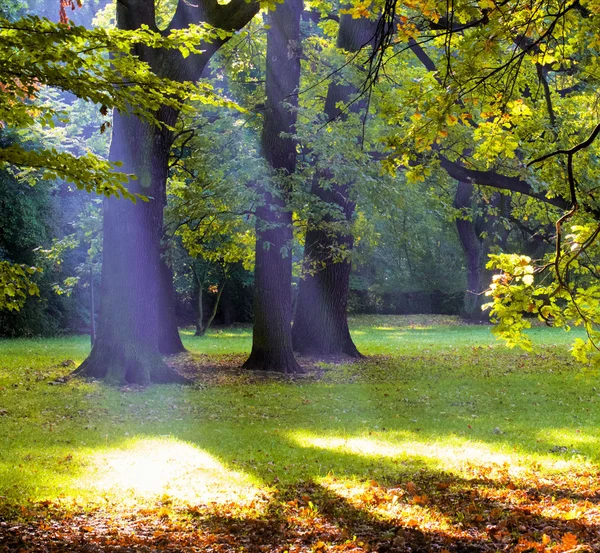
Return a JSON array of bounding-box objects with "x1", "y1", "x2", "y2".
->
[{"x1": 0, "y1": 315, "x2": 599, "y2": 552}]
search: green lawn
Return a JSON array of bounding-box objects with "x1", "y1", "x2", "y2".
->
[{"x1": 0, "y1": 315, "x2": 598, "y2": 552}]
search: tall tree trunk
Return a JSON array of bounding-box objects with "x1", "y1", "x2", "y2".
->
[
  {"x1": 243, "y1": 0, "x2": 303, "y2": 373},
  {"x1": 454, "y1": 181, "x2": 491, "y2": 322},
  {"x1": 76, "y1": 0, "x2": 259, "y2": 383},
  {"x1": 77, "y1": 112, "x2": 185, "y2": 384},
  {"x1": 293, "y1": 171, "x2": 362, "y2": 357},
  {"x1": 89, "y1": 265, "x2": 96, "y2": 346},
  {"x1": 292, "y1": 14, "x2": 376, "y2": 358}
]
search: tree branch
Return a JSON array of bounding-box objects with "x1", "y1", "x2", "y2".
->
[{"x1": 437, "y1": 154, "x2": 568, "y2": 209}]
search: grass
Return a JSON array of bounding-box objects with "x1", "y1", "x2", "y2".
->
[{"x1": 0, "y1": 315, "x2": 599, "y2": 552}]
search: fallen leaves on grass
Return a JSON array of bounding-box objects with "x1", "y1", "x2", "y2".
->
[
  {"x1": 167, "y1": 353, "x2": 337, "y2": 386},
  {"x1": 2, "y1": 467, "x2": 600, "y2": 552}
]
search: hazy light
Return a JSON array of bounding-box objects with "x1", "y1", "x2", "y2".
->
[{"x1": 538, "y1": 428, "x2": 598, "y2": 447}]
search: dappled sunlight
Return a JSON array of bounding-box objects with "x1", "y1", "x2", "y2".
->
[
  {"x1": 79, "y1": 437, "x2": 265, "y2": 508},
  {"x1": 179, "y1": 328, "x2": 252, "y2": 339},
  {"x1": 290, "y1": 432, "x2": 591, "y2": 477},
  {"x1": 368, "y1": 331, "x2": 407, "y2": 339}
]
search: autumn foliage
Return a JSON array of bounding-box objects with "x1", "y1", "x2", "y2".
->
[{"x1": 59, "y1": 0, "x2": 82, "y2": 25}]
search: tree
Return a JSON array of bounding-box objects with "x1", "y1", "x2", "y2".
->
[
  {"x1": 167, "y1": 142, "x2": 255, "y2": 337},
  {"x1": 243, "y1": 0, "x2": 304, "y2": 373},
  {"x1": 77, "y1": 0, "x2": 260, "y2": 384},
  {"x1": 454, "y1": 182, "x2": 501, "y2": 321},
  {"x1": 292, "y1": 12, "x2": 378, "y2": 358}
]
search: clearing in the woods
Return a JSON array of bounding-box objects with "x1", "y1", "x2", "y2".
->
[{"x1": 0, "y1": 315, "x2": 598, "y2": 552}]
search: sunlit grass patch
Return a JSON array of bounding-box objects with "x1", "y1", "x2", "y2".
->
[
  {"x1": 290, "y1": 432, "x2": 590, "y2": 477},
  {"x1": 180, "y1": 326, "x2": 252, "y2": 355},
  {"x1": 79, "y1": 437, "x2": 265, "y2": 509}
]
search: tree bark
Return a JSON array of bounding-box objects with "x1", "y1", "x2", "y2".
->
[
  {"x1": 77, "y1": 111, "x2": 186, "y2": 384},
  {"x1": 243, "y1": 0, "x2": 303, "y2": 373},
  {"x1": 195, "y1": 291, "x2": 205, "y2": 337},
  {"x1": 454, "y1": 181, "x2": 491, "y2": 322},
  {"x1": 77, "y1": 0, "x2": 259, "y2": 383},
  {"x1": 293, "y1": 171, "x2": 362, "y2": 357},
  {"x1": 292, "y1": 14, "x2": 376, "y2": 358}
]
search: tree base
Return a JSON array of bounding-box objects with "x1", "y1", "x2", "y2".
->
[
  {"x1": 74, "y1": 343, "x2": 189, "y2": 385},
  {"x1": 242, "y1": 347, "x2": 304, "y2": 374},
  {"x1": 292, "y1": 324, "x2": 364, "y2": 359},
  {"x1": 158, "y1": 327, "x2": 187, "y2": 356},
  {"x1": 294, "y1": 341, "x2": 364, "y2": 359}
]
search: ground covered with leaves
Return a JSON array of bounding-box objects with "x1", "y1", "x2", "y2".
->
[{"x1": 1, "y1": 316, "x2": 599, "y2": 552}]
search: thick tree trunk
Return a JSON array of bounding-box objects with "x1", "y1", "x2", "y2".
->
[
  {"x1": 244, "y1": 201, "x2": 300, "y2": 372},
  {"x1": 243, "y1": 0, "x2": 303, "y2": 373},
  {"x1": 292, "y1": 15, "x2": 376, "y2": 358},
  {"x1": 77, "y1": 112, "x2": 185, "y2": 384},
  {"x1": 293, "y1": 175, "x2": 361, "y2": 357},
  {"x1": 454, "y1": 181, "x2": 490, "y2": 322}
]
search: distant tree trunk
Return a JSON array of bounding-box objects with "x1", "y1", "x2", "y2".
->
[
  {"x1": 220, "y1": 283, "x2": 233, "y2": 326},
  {"x1": 89, "y1": 265, "x2": 95, "y2": 346},
  {"x1": 243, "y1": 0, "x2": 303, "y2": 373},
  {"x1": 158, "y1": 259, "x2": 185, "y2": 354},
  {"x1": 191, "y1": 265, "x2": 206, "y2": 336},
  {"x1": 204, "y1": 278, "x2": 226, "y2": 334},
  {"x1": 76, "y1": 0, "x2": 259, "y2": 383},
  {"x1": 454, "y1": 181, "x2": 490, "y2": 322},
  {"x1": 195, "y1": 289, "x2": 205, "y2": 336},
  {"x1": 193, "y1": 269, "x2": 225, "y2": 337},
  {"x1": 292, "y1": 14, "x2": 376, "y2": 358}
]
